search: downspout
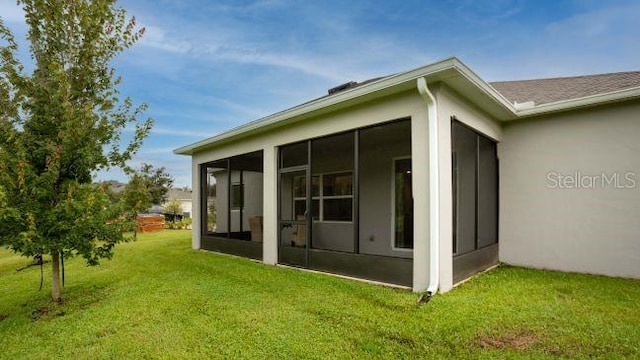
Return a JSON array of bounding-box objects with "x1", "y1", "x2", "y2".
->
[{"x1": 417, "y1": 77, "x2": 440, "y2": 296}]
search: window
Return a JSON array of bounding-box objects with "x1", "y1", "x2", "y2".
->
[
  {"x1": 231, "y1": 183, "x2": 244, "y2": 210},
  {"x1": 321, "y1": 173, "x2": 353, "y2": 221},
  {"x1": 292, "y1": 172, "x2": 353, "y2": 222},
  {"x1": 393, "y1": 158, "x2": 413, "y2": 249},
  {"x1": 291, "y1": 175, "x2": 317, "y2": 220}
]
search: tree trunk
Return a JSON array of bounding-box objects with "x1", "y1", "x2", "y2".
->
[{"x1": 51, "y1": 252, "x2": 61, "y2": 303}]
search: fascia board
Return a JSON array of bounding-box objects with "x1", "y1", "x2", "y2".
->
[
  {"x1": 513, "y1": 87, "x2": 640, "y2": 118},
  {"x1": 174, "y1": 57, "x2": 504, "y2": 155},
  {"x1": 449, "y1": 59, "x2": 518, "y2": 116}
]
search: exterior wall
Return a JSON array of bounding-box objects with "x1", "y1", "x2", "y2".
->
[
  {"x1": 180, "y1": 199, "x2": 192, "y2": 218},
  {"x1": 359, "y1": 121, "x2": 412, "y2": 258},
  {"x1": 211, "y1": 170, "x2": 263, "y2": 233},
  {"x1": 190, "y1": 90, "x2": 432, "y2": 290},
  {"x1": 310, "y1": 137, "x2": 355, "y2": 253},
  {"x1": 500, "y1": 101, "x2": 640, "y2": 279},
  {"x1": 433, "y1": 84, "x2": 503, "y2": 292}
]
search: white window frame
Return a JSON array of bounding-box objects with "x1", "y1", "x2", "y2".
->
[{"x1": 391, "y1": 156, "x2": 413, "y2": 252}]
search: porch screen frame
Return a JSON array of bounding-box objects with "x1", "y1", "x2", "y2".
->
[{"x1": 199, "y1": 150, "x2": 264, "y2": 260}]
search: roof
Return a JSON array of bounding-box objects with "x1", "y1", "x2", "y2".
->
[
  {"x1": 102, "y1": 180, "x2": 126, "y2": 194},
  {"x1": 174, "y1": 57, "x2": 640, "y2": 156},
  {"x1": 165, "y1": 188, "x2": 192, "y2": 201},
  {"x1": 490, "y1": 71, "x2": 640, "y2": 105}
]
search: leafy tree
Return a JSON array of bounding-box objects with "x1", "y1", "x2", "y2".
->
[
  {"x1": 165, "y1": 199, "x2": 183, "y2": 217},
  {"x1": 121, "y1": 163, "x2": 173, "y2": 214},
  {"x1": 0, "y1": 0, "x2": 151, "y2": 302}
]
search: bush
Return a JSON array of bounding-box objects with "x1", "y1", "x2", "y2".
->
[{"x1": 166, "y1": 218, "x2": 192, "y2": 230}]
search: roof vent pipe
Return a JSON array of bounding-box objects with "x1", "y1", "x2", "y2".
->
[{"x1": 328, "y1": 81, "x2": 358, "y2": 95}]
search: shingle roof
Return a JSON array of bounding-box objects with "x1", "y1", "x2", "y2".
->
[
  {"x1": 166, "y1": 188, "x2": 192, "y2": 200},
  {"x1": 490, "y1": 71, "x2": 640, "y2": 105}
]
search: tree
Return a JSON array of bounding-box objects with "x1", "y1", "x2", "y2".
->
[
  {"x1": 0, "y1": 1, "x2": 151, "y2": 302},
  {"x1": 121, "y1": 163, "x2": 173, "y2": 214},
  {"x1": 165, "y1": 199, "x2": 183, "y2": 217}
]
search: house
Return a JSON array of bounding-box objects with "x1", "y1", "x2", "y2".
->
[
  {"x1": 174, "y1": 57, "x2": 640, "y2": 293},
  {"x1": 163, "y1": 188, "x2": 193, "y2": 219}
]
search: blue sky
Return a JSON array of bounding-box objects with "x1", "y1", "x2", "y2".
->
[{"x1": 2, "y1": 0, "x2": 640, "y2": 187}]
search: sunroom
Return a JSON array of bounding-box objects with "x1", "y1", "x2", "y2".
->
[{"x1": 177, "y1": 57, "x2": 508, "y2": 292}]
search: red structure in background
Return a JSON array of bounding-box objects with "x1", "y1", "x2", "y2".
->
[{"x1": 136, "y1": 214, "x2": 165, "y2": 233}]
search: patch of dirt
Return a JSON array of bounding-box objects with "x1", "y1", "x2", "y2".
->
[
  {"x1": 478, "y1": 329, "x2": 539, "y2": 350},
  {"x1": 30, "y1": 306, "x2": 50, "y2": 321},
  {"x1": 0, "y1": 314, "x2": 7, "y2": 322},
  {"x1": 30, "y1": 305, "x2": 65, "y2": 322}
]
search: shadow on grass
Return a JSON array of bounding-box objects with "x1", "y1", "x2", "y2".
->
[{"x1": 24, "y1": 284, "x2": 113, "y2": 322}]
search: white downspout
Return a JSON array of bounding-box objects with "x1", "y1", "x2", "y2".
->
[{"x1": 417, "y1": 77, "x2": 440, "y2": 296}]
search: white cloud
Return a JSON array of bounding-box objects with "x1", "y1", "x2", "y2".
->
[
  {"x1": 545, "y1": 3, "x2": 640, "y2": 40},
  {"x1": 138, "y1": 25, "x2": 192, "y2": 54},
  {"x1": 123, "y1": 124, "x2": 209, "y2": 138},
  {"x1": 138, "y1": 146, "x2": 176, "y2": 155},
  {"x1": 151, "y1": 126, "x2": 209, "y2": 138}
]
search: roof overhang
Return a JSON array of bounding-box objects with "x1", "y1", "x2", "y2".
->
[
  {"x1": 174, "y1": 57, "x2": 640, "y2": 155},
  {"x1": 173, "y1": 57, "x2": 517, "y2": 155}
]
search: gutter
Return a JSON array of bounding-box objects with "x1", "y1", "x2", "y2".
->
[
  {"x1": 417, "y1": 77, "x2": 440, "y2": 296},
  {"x1": 173, "y1": 57, "x2": 517, "y2": 156},
  {"x1": 173, "y1": 57, "x2": 455, "y2": 155}
]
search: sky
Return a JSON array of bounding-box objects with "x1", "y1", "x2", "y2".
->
[{"x1": 2, "y1": 0, "x2": 640, "y2": 187}]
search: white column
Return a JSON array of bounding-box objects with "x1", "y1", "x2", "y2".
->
[
  {"x1": 438, "y1": 110, "x2": 454, "y2": 292},
  {"x1": 191, "y1": 157, "x2": 201, "y2": 249},
  {"x1": 411, "y1": 110, "x2": 430, "y2": 292},
  {"x1": 262, "y1": 145, "x2": 279, "y2": 265}
]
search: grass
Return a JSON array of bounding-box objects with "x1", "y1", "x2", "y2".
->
[{"x1": 1, "y1": 230, "x2": 639, "y2": 359}]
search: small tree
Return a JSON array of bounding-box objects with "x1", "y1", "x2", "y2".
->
[
  {"x1": 0, "y1": 1, "x2": 151, "y2": 302},
  {"x1": 121, "y1": 163, "x2": 173, "y2": 214},
  {"x1": 165, "y1": 199, "x2": 183, "y2": 218}
]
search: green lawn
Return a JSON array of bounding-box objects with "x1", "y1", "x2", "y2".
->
[{"x1": 1, "y1": 231, "x2": 639, "y2": 359}]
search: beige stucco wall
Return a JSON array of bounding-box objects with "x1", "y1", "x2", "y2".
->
[{"x1": 500, "y1": 101, "x2": 640, "y2": 278}]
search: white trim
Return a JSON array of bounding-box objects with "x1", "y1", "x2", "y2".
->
[
  {"x1": 175, "y1": 57, "x2": 640, "y2": 156},
  {"x1": 174, "y1": 57, "x2": 516, "y2": 155},
  {"x1": 417, "y1": 77, "x2": 440, "y2": 296},
  {"x1": 391, "y1": 156, "x2": 414, "y2": 252},
  {"x1": 513, "y1": 86, "x2": 640, "y2": 118}
]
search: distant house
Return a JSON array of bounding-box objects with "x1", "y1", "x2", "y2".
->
[
  {"x1": 174, "y1": 57, "x2": 640, "y2": 293},
  {"x1": 102, "y1": 180, "x2": 127, "y2": 195},
  {"x1": 163, "y1": 188, "x2": 193, "y2": 219}
]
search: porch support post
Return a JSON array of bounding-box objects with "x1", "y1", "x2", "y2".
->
[
  {"x1": 412, "y1": 80, "x2": 431, "y2": 292},
  {"x1": 416, "y1": 77, "x2": 440, "y2": 294},
  {"x1": 192, "y1": 157, "x2": 201, "y2": 250},
  {"x1": 262, "y1": 145, "x2": 279, "y2": 265}
]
